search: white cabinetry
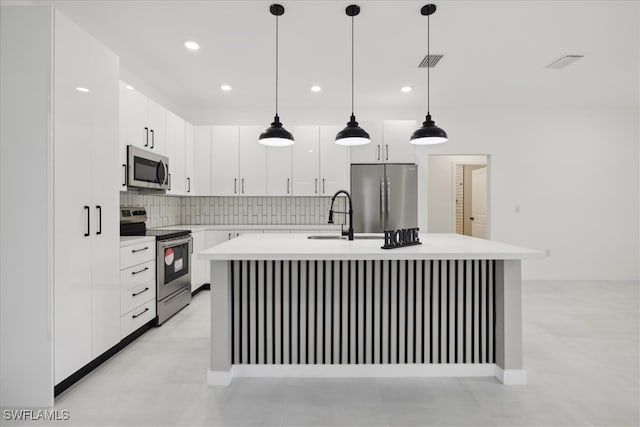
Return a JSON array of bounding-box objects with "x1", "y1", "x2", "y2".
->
[
  {"x1": 211, "y1": 126, "x2": 239, "y2": 196},
  {"x1": 53, "y1": 11, "x2": 120, "y2": 384},
  {"x1": 121, "y1": 84, "x2": 166, "y2": 154},
  {"x1": 119, "y1": 238, "x2": 156, "y2": 339},
  {"x1": 382, "y1": 120, "x2": 417, "y2": 163},
  {"x1": 185, "y1": 122, "x2": 194, "y2": 195},
  {"x1": 292, "y1": 126, "x2": 320, "y2": 196},
  {"x1": 239, "y1": 126, "x2": 267, "y2": 196},
  {"x1": 350, "y1": 120, "x2": 415, "y2": 164},
  {"x1": 211, "y1": 126, "x2": 267, "y2": 196},
  {"x1": 193, "y1": 126, "x2": 212, "y2": 196},
  {"x1": 319, "y1": 125, "x2": 349, "y2": 195},
  {"x1": 166, "y1": 111, "x2": 186, "y2": 196},
  {"x1": 267, "y1": 145, "x2": 292, "y2": 196}
]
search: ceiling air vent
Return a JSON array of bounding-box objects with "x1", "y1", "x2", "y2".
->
[
  {"x1": 546, "y1": 55, "x2": 584, "y2": 69},
  {"x1": 418, "y1": 54, "x2": 444, "y2": 68}
]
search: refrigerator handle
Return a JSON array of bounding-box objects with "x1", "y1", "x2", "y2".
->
[
  {"x1": 379, "y1": 177, "x2": 385, "y2": 231},
  {"x1": 386, "y1": 177, "x2": 391, "y2": 224}
]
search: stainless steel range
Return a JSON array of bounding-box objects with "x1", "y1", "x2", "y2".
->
[{"x1": 120, "y1": 207, "x2": 192, "y2": 325}]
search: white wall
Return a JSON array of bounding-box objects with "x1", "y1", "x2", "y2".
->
[
  {"x1": 427, "y1": 155, "x2": 487, "y2": 233},
  {"x1": 1, "y1": 5, "x2": 54, "y2": 407}
]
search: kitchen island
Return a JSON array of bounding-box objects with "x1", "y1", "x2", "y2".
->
[{"x1": 199, "y1": 233, "x2": 544, "y2": 385}]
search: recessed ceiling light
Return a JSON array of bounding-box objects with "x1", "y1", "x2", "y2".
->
[
  {"x1": 401, "y1": 86, "x2": 412, "y2": 93},
  {"x1": 75, "y1": 87, "x2": 90, "y2": 93},
  {"x1": 184, "y1": 40, "x2": 200, "y2": 51},
  {"x1": 220, "y1": 84, "x2": 232, "y2": 92},
  {"x1": 125, "y1": 84, "x2": 134, "y2": 90},
  {"x1": 310, "y1": 85, "x2": 321, "y2": 93}
]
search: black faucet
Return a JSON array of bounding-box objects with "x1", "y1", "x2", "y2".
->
[{"x1": 328, "y1": 190, "x2": 354, "y2": 241}]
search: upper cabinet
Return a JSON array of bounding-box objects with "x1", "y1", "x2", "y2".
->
[
  {"x1": 185, "y1": 122, "x2": 194, "y2": 195},
  {"x1": 211, "y1": 126, "x2": 239, "y2": 196},
  {"x1": 348, "y1": 120, "x2": 416, "y2": 164},
  {"x1": 319, "y1": 125, "x2": 349, "y2": 195},
  {"x1": 292, "y1": 126, "x2": 320, "y2": 196},
  {"x1": 238, "y1": 126, "x2": 267, "y2": 196},
  {"x1": 192, "y1": 126, "x2": 212, "y2": 196},
  {"x1": 120, "y1": 85, "x2": 166, "y2": 154},
  {"x1": 165, "y1": 111, "x2": 185, "y2": 196},
  {"x1": 267, "y1": 145, "x2": 292, "y2": 196}
]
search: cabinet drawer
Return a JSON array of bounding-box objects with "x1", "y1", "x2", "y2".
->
[
  {"x1": 121, "y1": 279, "x2": 156, "y2": 316},
  {"x1": 120, "y1": 243, "x2": 155, "y2": 269},
  {"x1": 120, "y1": 260, "x2": 155, "y2": 288},
  {"x1": 120, "y1": 299, "x2": 156, "y2": 339}
]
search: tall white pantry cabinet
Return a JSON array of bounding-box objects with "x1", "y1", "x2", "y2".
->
[{"x1": 53, "y1": 11, "x2": 121, "y2": 384}]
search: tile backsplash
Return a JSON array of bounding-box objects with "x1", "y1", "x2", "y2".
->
[{"x1": 120, "y1": 193, "x2": 346, "y2": 228}]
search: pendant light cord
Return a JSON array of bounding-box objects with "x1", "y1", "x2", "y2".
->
[
  {"x1": 427, "y1": 13, "x2": 430, "y2": 115},
  {"x1": 275, "y1": 14, "x2": 279, "y2": 116},
  {"x1": 351, "y1": 14, "x2": 355, "y2": 116}
]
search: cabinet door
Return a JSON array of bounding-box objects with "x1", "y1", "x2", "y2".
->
[
  {"x1": 53, "y1": 11, "x2": 94, "y2": 383},
  {"x1": 185, "y1": 122, "x2": 194, "y2": 195},
  {"x1": 211, "y1": 126, "x2": 239, "y2": 196},
  {"x1": 291, "y1": 126, "x2": 320, "y2": 195},
  {"x1": 348, "y1": 120, "x2": 383, "y2": 163},
  {"x1": 89, "y1": 37, "x2": 120, "y2": 357},
  {"x1": 124, "y1": 86, "x2": 149, "y2": 150},
  {"x1": 267, "y1": 145, "x2": 292, "y2": 196},
  {"x1": 165, "y1": 111, "x2": 185, "y2": 196},
  {"x1": 147, "y1": 99, "x2": 166, "y2": 154},
  {"x1": 239, "y1": 126, "x2": 267, "y2": 196},
  {"x1": 319, "y1": 125, "x2": 349, "y2": 195},
  {"x1": 118, "y1": 81, "x2": 128, "y2": 191},
  {"x1": 193, "y1": 126, "x2": 212, "y2": 196},
  {"x1": 383, "y1": 120, "x2": 416, "y2": 163}
]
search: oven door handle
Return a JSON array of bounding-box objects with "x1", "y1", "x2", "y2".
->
[{"x1": 158, "y1": 235, "x2": 192, "y2": 249}]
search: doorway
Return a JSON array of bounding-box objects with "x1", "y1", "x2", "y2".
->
[{"x1": 427, "y1": 155, "x2": 489, "y2": 238}]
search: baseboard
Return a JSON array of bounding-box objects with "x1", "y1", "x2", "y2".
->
[
  {"x1": 207, "y1": 369, "x2": 233, "y2": 386},
  {"x1": 494, "y1": 366, "x2": 527, "y2": 385}
]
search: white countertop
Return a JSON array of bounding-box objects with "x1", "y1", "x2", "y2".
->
[
  {"x1": 198, "y1": 232, "x2": 545, "y2": 261},
  {"x1": 119, "y1": 235, "x2": 155, "y2": 246},
  {"x1": 152, "y1": 224, "x2": 342, "y2": 233}
]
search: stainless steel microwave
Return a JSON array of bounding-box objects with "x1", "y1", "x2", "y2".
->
[{"x1": 127, "y1": 145, "x2": 169, "y2": 190}]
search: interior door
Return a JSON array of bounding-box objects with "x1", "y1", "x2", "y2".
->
[
  {"x1": 385, "y1": 164, "x2": 418, "y2": 231},
  {"x1": 471, "y1": 167, "x2": 488, "y2": 238}
]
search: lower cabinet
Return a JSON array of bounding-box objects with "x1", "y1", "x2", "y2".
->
[
  {"x1": 191, "y1": 230, "x2": 207, "y2": 292},
  {"x1": 119, "y1": 238, "x2": 156, "y2": 339}
]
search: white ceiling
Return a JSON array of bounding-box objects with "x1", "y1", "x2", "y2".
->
[{"x1": 30, "y1": 0, "x2": 640, "y2": 118}]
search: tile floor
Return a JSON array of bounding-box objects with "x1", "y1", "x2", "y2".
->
[{"x1": 9, "y1": 281, "x2": 640, "y2": 426}]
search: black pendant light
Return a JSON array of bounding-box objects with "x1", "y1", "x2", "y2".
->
[
  {"x1": 259, "y1": 4, "x2": 294, "y2": 147},
  {"x1": 410, "y1": 4, "x2": 448, "y2": 145},
  {"x1": 335, "y1": 4, "x2": 370, "y2": 146}
]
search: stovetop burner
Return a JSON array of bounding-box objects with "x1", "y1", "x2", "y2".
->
[{"x1": 120, "y1": 207, "x2": 190, "y2": 241}]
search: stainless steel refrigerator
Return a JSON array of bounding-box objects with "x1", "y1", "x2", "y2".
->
[{"x1": 351, "y1": 164, "x2": 418, "y2": 233}]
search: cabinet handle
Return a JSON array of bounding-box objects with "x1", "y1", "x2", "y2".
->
[
  {"x1": 122, "y1": 164, "x2": 127, "y2": 187},
  {"x1": 150, "y1": 129, "x2": 155, "y2": 149},
  {"x1": 132, "y1": 287, "x2": 149, "y2": 297},
  {"x1": 241, "y1": 178, "x2": 245, "y2": 194},
  {"x1": 187, "y1": 177, "x2": 191, "y2": 193},
  {"x1": 322, "y1": 178, "x2": 325, "y2": 194},
  {"x1": 234, "y1": 178, "x2": 237, "y2": 194},
  {"x1": 377, "y1": 145, "x2": 380, "y2": 161},
  {"x1": 168, "y1": 173, "x2": 171, "y2": 191},
  {"x1": 131, "y1": 267, "x2": 149, "y2": 275},
  {"x1": 131, "y1": 246, "x2": 149, "y2": 253},
  {"x1": 228, "y1": 232, "x2": 232, "y2": 240},
  {"x1": 315, "y1": 178, "x2": 318, "y2": 194},
  {"x1": 287, "y1": 178, "x2": 290, "y2": 194},
  {"x1": 96, "y1": 205, "x2": 102, "y2": 235},
  {"x1": 132, "y1": 307, "x2": 149, "y2": 319},
  {"x1": 144, "y1": 127, "x2": 149, "y2": 147},
  {"x1": 385, "y1": 144, "x2": 389, "y2": 161},
  {"x1": 84, "y1": 206, "x2": 90, "y2": 237}
]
